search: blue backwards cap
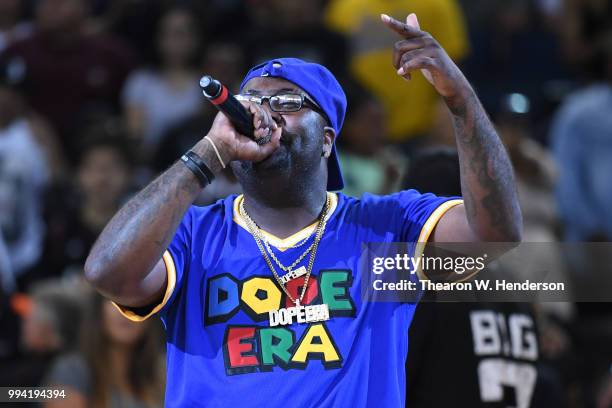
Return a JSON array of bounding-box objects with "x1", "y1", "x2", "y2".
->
[{"x1": 240, "y1": 58, "x2": 346, "y2": 191}]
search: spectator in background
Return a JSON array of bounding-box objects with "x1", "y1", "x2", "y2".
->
[
  {"x1": 550, "y1": 35, "x2": 612, "y2": 407},
  {"x1": 403, "y1": 149, "x2": 567, "y2": 408},
  {"x1": 0, "y1": 231, "x2": 13, "y2": 293},
  {"x1": 324, "y1": 0, "x2": 469, "y2": 145},
  {"x1": 153, "y1": 40, "x2": 246, "y2": 205},
  {"x1": 0, "y1": 0, "x2": 135, "y2": 161},
  {"x1": 496, "y1": 94, "x2": 575, "y2": 353},
  {"x1": 401, "y1": 147, "x2": 461, "y2": 196},
  {"x1": 0, "y1": 280, "x2": 83, "y2": 387},
  {"x1": 0, "y1": 60, "x2": 53, "y2": 287},
  {"x1": 85, "y1": 0, "x2": 163, "y2": 57},
  {"x1": 41, "y1": 132, "x2": 132, "y2": 280},
  {"x1": 550, "y1": 35, "x2": 612, "y2": 242},
  {"x1": 200, "y1": 41, "x2": 247, "y2": 92},
  {"x1": 462, "y1": 0, "x2": 571, "y2": 143},
  {"x1": 122, "y1": 7, "x2": 203, "y2": 159},
  {"x1": 0, "y1": 244, "x2": 19, "y2": 365},
  {"x1": 497, "y1": 94, "x2": 559, "y2": 243},
  {"x1": 45, "y1": 293, "x2": 165, "y2": 408},
  {"x1": 244, "y1": 0, "x2": 348, "y2": 78},
  {"x1": 562, "y1": 0, "x2": 612, "y2": 78},
  {"x1": 153, "y1": 40, "x2": 246, "y2": 173},
  {"x1": 338, "y1": 81, "x2": 406, "y2": 197},
  {"x1": 0, "y1": 0, "x2": 32, "y2": 53}
]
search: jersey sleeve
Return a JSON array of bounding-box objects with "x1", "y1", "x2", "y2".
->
[
  {"x1": 392, "y1": 190, "x2": 463, "y2": 243},
  {"x1": 392, "y1": 190, "x2": 463, "y2": 280},
  {"x1": 112, "y1": 207, "x2": 193, "y2": 322}
]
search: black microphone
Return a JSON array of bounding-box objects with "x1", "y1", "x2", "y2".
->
[{"x1": 199, "y1": 75, "x2": 271, "y2": 145}]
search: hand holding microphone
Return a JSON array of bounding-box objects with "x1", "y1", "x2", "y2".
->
[
  {"x1": 199, "y1": 75, "x2": 280, "y2": 164},
  {"x1": 200, "y1": 76, "x2": 274, "y2": 145}
]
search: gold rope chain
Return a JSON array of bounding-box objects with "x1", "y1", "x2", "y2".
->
[
  {"x1": 241, "y1": 195, "x2": 330, "y2": 273},
  {"x1": 263, "y1": 237, "x2": 316, "y2": 272},
  {"x1": 239, "y1": 195, "x2": 330, "y2": 306},
  {"x1": 278, "y1": 231, "x2": 312, "y2": 249}
]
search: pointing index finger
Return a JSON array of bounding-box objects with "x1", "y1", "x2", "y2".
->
[{"x1": 381, "y1": 13, "x2": 423, "y2": 38}]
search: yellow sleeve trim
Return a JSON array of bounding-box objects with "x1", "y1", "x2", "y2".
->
[
  {"x1": 414, "y1": 199, "x2": 464, "y2": 281},
  {"x1": 112, "y1": 251, "x2": 177, "y2": 322}
]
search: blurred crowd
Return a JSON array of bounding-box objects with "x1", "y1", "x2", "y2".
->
[{"x1": 0, "y1": 0, "x2": 610, "y2": 407}]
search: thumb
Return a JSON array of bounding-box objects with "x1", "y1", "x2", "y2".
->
[{"x1": 406, "y1": 13, "x2": 420, "y2": 30}]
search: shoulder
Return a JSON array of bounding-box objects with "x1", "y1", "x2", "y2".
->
[
  {"x1": 556, "y1": 85, "x2": 611, "y2": 121},
  {"x1": 184, "y1": 195, "x2": 236, "y2": 231},
  {"x1": 341, "y1": 190, "x2": 435, "y2": 212},
  {"x1": 124, "y1": 69, "x2": 159, "y2": 89},
  {"x1": 337, "y1": 190, "x2": 431, "y2": 228},
  {"x1": 337, "y1": 190, "x2": 461, "y2": 239}
]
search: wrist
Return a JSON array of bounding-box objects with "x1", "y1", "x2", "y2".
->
[
  {"x1": 191, "y1": 138, "x2": 229, "y2": 175},
  {"x1": 443, "y1": 84, "x2": 475, "y2": 116}
]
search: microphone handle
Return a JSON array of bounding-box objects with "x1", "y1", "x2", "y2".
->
[{"x1": 200, "y1": 76, "x2": 255, "y2": 139}]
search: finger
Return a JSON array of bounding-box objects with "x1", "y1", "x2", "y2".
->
[
  {"x1": 399, "y1": 49, "x2": 430, "y2": 69},
  {"x1": 253, "y1": 127, "x2": 270, "y2": 139},
  {"x1": 406, "y1": 13, "x2": 420, "y2": 30},
  {"x1": 258, "y1": 126, "x2": 281, "y2": 155},
  {"x1": 398, "y1": 56, "x2": 436, "y2": 76},
  {"x1": 396, "y1": 49, "x2": 427, "y2": 79},
  {"x1": 261, "y1": 106, "x2": 278, "y2": 131},
  {"x1": 380, "y1": 13, "x2": 424, "y2": 38},
  {"x1": 247, "y1": 103, "x2": 264, "y2": 129},
  {"x1": 240, "y1": 126, "x2": 281, "y2": 161},
  {"x1": 397, "y1": 49, "x2": 428, "y2": 76},
  {"x1": 392, "y1": 38, "x2": 427, "y2": 68}
]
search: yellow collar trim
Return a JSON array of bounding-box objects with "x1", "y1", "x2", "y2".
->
[{"x1": 233, "y1": 192, "x2": 338, "y2": 251}]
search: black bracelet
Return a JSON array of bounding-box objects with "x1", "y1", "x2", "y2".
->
[
  {"x1": 181, "y1": 154, "x2": 209, "y2": 187},
  {"x1": 181, "y1": 152, "x2": 214, "y2": 187},
  {"x1": 185, "y1": 150, "x2": 215, "y2": 183}
]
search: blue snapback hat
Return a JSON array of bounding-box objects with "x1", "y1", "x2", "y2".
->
[{"x1": 240, "y1": 58, "x2": 347, "y2": 191}]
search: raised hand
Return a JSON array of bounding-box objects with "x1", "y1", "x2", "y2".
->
[{"x1": 381, "y1": 13, "x2": 470, "y2": 100}]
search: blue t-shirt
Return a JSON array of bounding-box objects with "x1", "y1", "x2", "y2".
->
[{"x1": 116, "y1": 191, "x2": 462, "y2": 407}]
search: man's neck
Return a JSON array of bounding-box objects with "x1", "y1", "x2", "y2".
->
[{"x1": 242, "y1": 184, "x2": 327, "y2": 239}]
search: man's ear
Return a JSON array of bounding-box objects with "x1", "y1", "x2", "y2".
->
[{"x1": 322, "y1": 126, "x2": 336, "y2": 158}]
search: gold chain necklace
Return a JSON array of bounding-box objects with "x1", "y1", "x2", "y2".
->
[
  {"x1": 278, "y1": 231, "x2": 312, "y2": 249},
  {"x1": 263, "y1": 237, "x2": 316, "y2": 272},
  {"x1": 239, "y1": 195, "x2": 330, "y2": 306}
]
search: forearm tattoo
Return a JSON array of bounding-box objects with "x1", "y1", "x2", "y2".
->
[
  {"x1": 87, "y1": 160, "x2": 202, "y2": 291},
  {"x1": 446, "y1": 91, "x2": 522, "y2": 241}
]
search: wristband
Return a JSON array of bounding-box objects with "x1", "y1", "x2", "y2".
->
[
  {"x1": 181, "y1": 154, "x2": 209, "y2": 187},
  {"x1": 185, "y1": 150, "x2": 216, "y2": 183},
  {"x1": 180, "y1": 150, "x2": 215, "y2": 187}
]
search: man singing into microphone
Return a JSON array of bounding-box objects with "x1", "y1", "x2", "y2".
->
[{"x1": 84, "y1": 13, "x2": 521, "y2": 407}]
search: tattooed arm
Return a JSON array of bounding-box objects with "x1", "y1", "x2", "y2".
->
[
  {"x1": 382, "y1": 13, "x2": 522, "y2": 243},
  {"x1": 433, "y1": 90, "x2": 523, "y2": 242},
  {"x1": 84, "y1": 105, "x2": 281, "y2": 307}
]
